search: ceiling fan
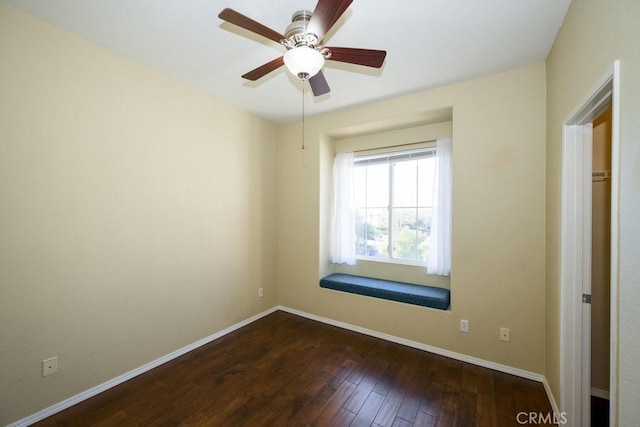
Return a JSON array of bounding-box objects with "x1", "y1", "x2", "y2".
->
[{"x1": 218, "y1": 0, "x2": 387, "y2": 96}]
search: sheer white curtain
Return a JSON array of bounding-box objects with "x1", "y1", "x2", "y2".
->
[
  {"x1": 332, "y1": 152, "x2": 356, "y2": 265},
  {"x1": 427, "y1": 138, "x2": 452, "y2": 276}
]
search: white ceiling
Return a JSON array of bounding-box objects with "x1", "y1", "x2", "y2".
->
[{"x1": 2, "y1": 0, "x2": 571, "y2": 124}]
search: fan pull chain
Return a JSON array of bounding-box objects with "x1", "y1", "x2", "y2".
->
[{"x1": 301, "y1": 81, "x2": 307, "y2": 150}]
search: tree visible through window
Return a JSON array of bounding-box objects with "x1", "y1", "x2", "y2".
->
[{"x1": 353, "y1": 148, "x2": 436, "y2": 264}]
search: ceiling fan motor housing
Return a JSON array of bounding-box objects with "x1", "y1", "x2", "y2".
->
[{"x1": 284, "y1": 10, "x2": 318, "y2": 47}]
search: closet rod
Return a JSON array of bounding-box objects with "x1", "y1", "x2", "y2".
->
[{"x1": 592, "y1": 170, "x2": 611, "y2": 182}]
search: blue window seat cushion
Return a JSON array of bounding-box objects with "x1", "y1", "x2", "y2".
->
[{"x1": 320, "y1": 273, "x2": 450, "y2": 310}]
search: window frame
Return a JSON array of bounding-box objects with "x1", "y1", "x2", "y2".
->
[{"x1": 353, "y1": 146, "x2": 437, "y2": 266}]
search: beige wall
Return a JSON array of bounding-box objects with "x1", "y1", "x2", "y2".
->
[
  {"x1": 545, "y1": 0, "x2": 640, "y2": 423},
  {"x1": 0, "y1": 4, "x2": 279, "y2": 424},
  {"x1": 279, "y1": 63, "x2": 547, "y2": 374}
]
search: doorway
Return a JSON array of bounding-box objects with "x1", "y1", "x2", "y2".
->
[
  {"x1": 559, "y1": 61, "x2": 619, "y2": 427},
  {"x1": 590, "y1": 107, "x2": 612, "y2": 426}
]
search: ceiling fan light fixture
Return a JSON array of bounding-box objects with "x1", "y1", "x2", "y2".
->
[{"x1": 283, "y1": 46, "x2": 325, "y2": 80}]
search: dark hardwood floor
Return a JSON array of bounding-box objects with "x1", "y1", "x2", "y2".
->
[
  {"x1": 34, "y1": 311, "x2": 554, "y2": 426},
  {"x1": 591, "y1": 395, "x2": 609, "y2": 426}
]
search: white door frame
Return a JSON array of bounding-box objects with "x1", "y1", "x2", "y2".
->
[{"x1": 560, "y1": 60, "x2": 620, "y2": 427}]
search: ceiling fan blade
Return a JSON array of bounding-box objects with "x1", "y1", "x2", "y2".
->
[
  {"x1": 309, "y1": 71, "x2": 330, "y2": 96},
  {"x1": 307, "y1": 0, "x2": 353, "y2": 42},
  {"x1": 219, "y1": 8, "x2": 285, "y2": 43},
  {"x1": 241, "y1": 56, "x2": 285, "y2": 81},
  {"x1": 325, "y1": 47, "x2": 387, "y2": 68}
]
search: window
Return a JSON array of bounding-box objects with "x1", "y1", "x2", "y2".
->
[
  {"x1": 332, "y1": 138, "x2": 451, "y2": 276},
  {"x1": 353, "y1": 148, "x2": 436, "y2": 264}
]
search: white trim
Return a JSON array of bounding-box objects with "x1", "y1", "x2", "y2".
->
[
  {"x1": 278, "y1": 306, "x2": 544, "y2": 382},
  {"x1": 564, "y1": 64, "x2": 615, "y2": 126},
  {"x1": 560, "y1": 123, "x2": 581, "y2": 426},
  {"x1": 8, "y1": 307, "x2": 279, "y2": 427},
  {"x1": 591, "y1": 387, "x2": 610, "y2": 400},
  {"x1": 559, "y1": 60, "x2": 620, "y2": 427},
  {"x1": 544, "y1": 376, "x2": 562, "y2": 418}
]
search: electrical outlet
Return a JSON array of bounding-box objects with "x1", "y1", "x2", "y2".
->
[
  {"x1": 500, "y1": 327, "x2": 510, "y2": 342},
  {"x1": 258, "y1": 288, "x2": 264, "y2": 298},
  {"x1": 42, "y1": 357, "x2": 58, "y2": 377},
  {"x1": 460, "y1": 319, "x2": 469, "y2": 333}
]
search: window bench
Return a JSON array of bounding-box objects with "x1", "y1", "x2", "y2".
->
[{"x1": 319, "y1": 273, "x2": 450, "y2": 310}]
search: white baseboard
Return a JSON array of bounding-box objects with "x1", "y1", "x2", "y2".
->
[
  {"x1": 543, "y1": 376, "x2": 561, "y2": 417},
  {"x1": 9, "y1": 306, "x2": 279, "y2": 427},
  {"x1": 591, "y1": 387, "x2": 610, "y2": 400}
]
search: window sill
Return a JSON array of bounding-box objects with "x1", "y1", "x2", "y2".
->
[
  {"x1": 319, "y1": 273, "x2": 450, "y2": 310},
  {"x1": 355, "y1": 256, "x2": 427, "y2": 268}
]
